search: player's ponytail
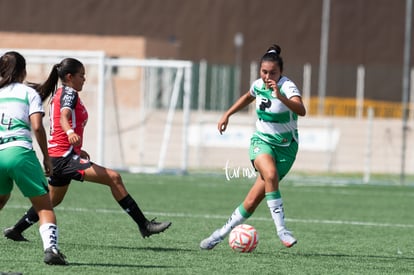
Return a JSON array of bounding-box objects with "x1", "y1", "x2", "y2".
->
[
  {"x1": 29, "y1": 58, "x2": 83, "y2": 102},
  {"x1": 28, "y1": 64, "x2": 60, "y2": 102}
]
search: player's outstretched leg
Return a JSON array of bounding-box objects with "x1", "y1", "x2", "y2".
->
[{"x1": 117, "y1": 194, "x2": 171, "y2": 238}]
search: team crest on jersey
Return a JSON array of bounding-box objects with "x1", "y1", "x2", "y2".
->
[{"x1": 253, "y1": 146, "x2": 260, "y2": 153}]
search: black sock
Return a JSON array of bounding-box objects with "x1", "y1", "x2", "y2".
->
[
  {"x1": 118, "y1": 194, "x2": 148, "y2": 228},
  {"x1": 13, "y1": 207, "x2": 39, "y2": 233}
]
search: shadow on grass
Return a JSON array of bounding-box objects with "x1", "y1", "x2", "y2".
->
[
  {"x1": 66, "y1": 262, "x2": 173, "y2": 268},
  {"x1": 64, "y1": 242, "x2": 194, "y2": 252},
  {"x1": 280, "y1": 250, "x2": 414, "y2": 261}
]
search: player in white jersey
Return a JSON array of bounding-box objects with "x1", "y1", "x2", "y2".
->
[
  {"x1": 200, "y1": 44, "x2": 306, "y2": 250},
  {"x1": 0, "y1": 51, "x2": 67, "y2": 265}
]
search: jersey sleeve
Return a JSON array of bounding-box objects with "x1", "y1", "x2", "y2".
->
[
  {"x1": 249, "y1": 79, "x2": 263, "y2": 97},
  {"x1": 28, "y1": 88, "x2": 45, "y2": 116},
  {"x1": 60, "y1": 87, "x2": 78, "y2": 110},
  {"x1": 280, "y1": 79, "x2": 301, "y2": 99}
]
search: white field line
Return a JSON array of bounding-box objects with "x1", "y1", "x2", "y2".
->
[{"x1": 5, "y1": 205, "x2": 414, "y2": 229}]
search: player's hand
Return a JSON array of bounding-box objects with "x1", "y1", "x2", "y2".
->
[
  {"x1": 43, "y1": 158, "x2": 53, "y2": 177},
  {"x1": 68, "y1": 132, "x2": 81, "y2": 146},
  {"x1": 266, "y1": 79, "x2": 281, "y2": 98},
  {"x1": 218, "y1": 115, "x2": 229, "y2": 135}
]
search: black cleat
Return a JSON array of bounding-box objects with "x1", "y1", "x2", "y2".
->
[
  {"x1": 44, "y1": 247, "x2": 68, "y2": 265},
  {"x1": 139, "y1": 218, "x2": 171, "y2": 238},
  {"x1": 3, "y1": 227, "x2": 28, "y2": 242}
]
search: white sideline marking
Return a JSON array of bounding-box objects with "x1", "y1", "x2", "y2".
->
[{"x1": 6, "y1": 205, "x2": 414, "y2": 229}]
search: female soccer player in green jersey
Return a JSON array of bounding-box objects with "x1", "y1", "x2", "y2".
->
[
  {"x1": 200, "y1": 44, "x2": 306, "y2": 250},
  {"x1": 0, "y1": 51, "x2": 67, "y2": 265}
]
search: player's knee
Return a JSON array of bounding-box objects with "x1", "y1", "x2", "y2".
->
[
  {"x1": 262, "y1": 171, "x2": 277, "y2": 184},
  {"x1": 109, "y1": 170, "x2": 123, "y2": 186}
]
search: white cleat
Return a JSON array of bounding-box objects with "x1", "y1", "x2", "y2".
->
[
  {"x1": 200, "y1": 229, "x2": 223, "y2": 250},
  {"x1": 278, "y1": 230, "x2": 297, "y2": 248}
]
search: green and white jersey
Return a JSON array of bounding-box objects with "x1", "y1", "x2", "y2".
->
[
  {"x1": 0, "y1": 83, "x2": 44, "y2": 150},
  {"x1": 249, "y1": 76, "x2": 301, "y2": 147}
]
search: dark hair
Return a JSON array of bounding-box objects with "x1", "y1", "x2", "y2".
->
[
  {"x1": 31, "y1": 57, "x2": 84, "y2": 101},
  {"x1": 260, "y1": 44, "x2": 284, "y2": 72},
  {"x1": 0, "y1": 51, "x2": 26, "y2": 89}
]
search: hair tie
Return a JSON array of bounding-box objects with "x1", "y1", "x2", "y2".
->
[
  {"x1": 54, "y1": 63, "x2": 62, "y2": 73},
  {"x1": 267, "y1": 50, "x2": 277, "y2": 54}
]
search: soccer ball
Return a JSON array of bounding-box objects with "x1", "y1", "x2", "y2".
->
[{"x1": 228, "y1": 224, "x2": 258, "y2": 252}]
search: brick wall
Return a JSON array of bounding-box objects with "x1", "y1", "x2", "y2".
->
[{"x1": 0, "y1": 32, "x2": 178, "y2": 59}]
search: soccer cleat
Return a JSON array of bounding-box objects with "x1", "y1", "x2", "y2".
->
[
  {"x1": 3, "y1": 227, "x2": 28, "y2": 242},
  {"x1": 278, "y1": 230, "x2": 297, "y2": 248},
  {"x1": 139, "y1": 218, "x2": 172, "y2": 238},
  {"x1": 44, "y1": 247, "x2": 68, "y2": 265},
  {"x1": 199, "y1": 229, "x2": 223, "y2": 250}
]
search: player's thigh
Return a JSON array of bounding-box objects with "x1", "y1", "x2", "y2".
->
[
  {"x1": 249, "y1": 137, "x2": 274, "y2": 163},
  {"x1": 83, "y1": 163, "x2": 119, "y2": 186}
]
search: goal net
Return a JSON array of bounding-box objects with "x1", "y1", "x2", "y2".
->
[{"x1": 1, "y1": 49, "x2": 193, "y2": 174}]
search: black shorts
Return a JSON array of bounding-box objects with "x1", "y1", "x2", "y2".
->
[{"x1": 49, "y1": 153, "x2": 93, "y2": 187}]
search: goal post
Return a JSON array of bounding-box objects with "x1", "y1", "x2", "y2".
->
[
  {"x1": 105, "y1": 57, "x2": 193, "y2": 173},
  {"x1": 0, "y1": 48, "x2": 108, "y2": 164},
  {"x1": 1, "y1": 48, "x2": 193, "y2": 174}
]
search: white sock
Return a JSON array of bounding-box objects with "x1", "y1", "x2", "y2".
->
[
  {"x1": 217, "y1": 206, "x2": 247, "y2": 238},
  {"x1": 39, "y1": 223, "x2": 58, "y2": 250},
  {"x1": 267, "y1": 198, "x2": 286, "y2": 233}
]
